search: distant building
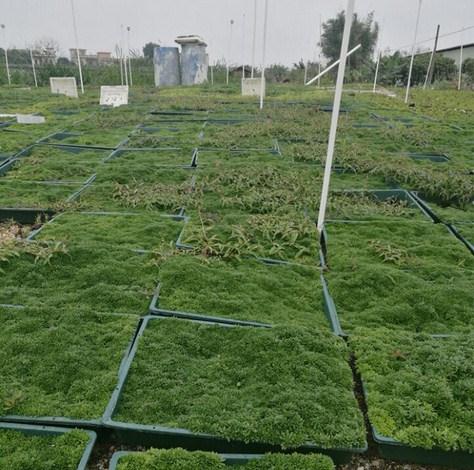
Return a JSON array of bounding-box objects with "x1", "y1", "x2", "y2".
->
[
  {"x1": 69, "y1": 49, "x2": 114, "y2": 66},
  {"x1": 437, "y1": 43, "x2": 474, "y2": 68},
  {"x1": 32, "y1": 47, "x2": 57, "y2": 66}
]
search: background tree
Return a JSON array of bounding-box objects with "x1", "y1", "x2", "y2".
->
[
  {"x1": 321, "y1": 11, "x2": 378, "y2": 69},
  {"x1": 462, "y1": 58, "x2": 474, "y2": 83},
  {"x1": 143, "y1": 42, "x2": 160, "y2": 60}
]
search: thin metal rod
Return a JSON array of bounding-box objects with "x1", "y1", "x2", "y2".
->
[
  {"x1": 306, "y1": 44, "x2": 361, "y2": 86},
  {"x1": 1, "y1": 25, "x2": 11, "y2": 85},
  {"x1": 373, "y1": 50, "x2": 381, "y2": 92},
  {"x1": 317, "y1": 0, "x2": 355, "y2": 234},
  {"x1": 241, "y1": 13, "x2": 246, "y2": 79},
  {"x1": 30, "y1": 49, "x2": 38, "y2": 87},
  {"x1": 423, "y1": 24, "x2": 440, "y2": 89},
  {"x1": 70, "y1": 0, "x2": 84, "y2": 93},
  {"x1": 458, "y1": 44, "x2": 464, "y2": 90},
  {"x1": 251, "y1": 0, "x2": 257, "y2": 78},
  {"x1": 127, "y1": 26, "x2": 133, "y2": 86},
  {"x1": 259, "y1": 0, "x2": 269, "y2": 110},
  {"x1": 318, "y1": 15, "x2": 322, "y2": 87},
  {"x1": 121, "y1": 25, "x2": 128, "y2": 87},
  {"x1": 227, "y1": 19, "x2": 234, "y2": 85},
  {"x1": 304, "y1": 61, "x2": 308, "y2": 84},
  {"x1": 405, "y1": 0, "x2": 423, "y2": 103}
]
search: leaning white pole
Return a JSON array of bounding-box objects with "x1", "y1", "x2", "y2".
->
[
  {"x1": 1, "y1": 25, "x2": 11, "y2": 86},
  {"x1": 29, "y1": 49, "x2": 38, "y2": 87},
  {"x1": 317, "y1": 0, "x2": 355, "y2": 234},
  {"x1": 127, "y1": 26, "x2": 133, "y2": 86},
  {"x1": 251, "y1": 0, "x2": 257, "y2": 78},
  {"x1": 318, "y1": 15, "x2": 322, "y2": 87},
  {"x1": 226, "y1": 19, "x2": 234, "y2": 85},
  {"x1": 458, "y1": 44, "x2": 464, "y2": 91},
  {"x1": 306, "y1": 44, "x2": 361, "y2": 86},
  {"x1": 373, "y1": 50, "x2": 381, "y2": 92},
  {"x1": 405, "y1": 0, "x2": 422, "y2": 104},
  {"x1": 70, "y1": 0, "x2": 84, "y2": 93},
  {"x1": 259, "y1": 0, "x2": 269, "y2": 110}
]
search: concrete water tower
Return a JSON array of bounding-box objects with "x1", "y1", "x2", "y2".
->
[{"x1": 175, "y1": 35, "x2": 208, "y2": 85}]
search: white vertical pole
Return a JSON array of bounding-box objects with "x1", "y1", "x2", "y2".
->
[
  {"x1": 121, "y1": 25, "x2": 129, "y2": 87},
  {"x1": 119, "y1": 45, "x2": 124, "y2": 85},
  {"x1": 29, "y1": 48, "x2": 38, "y2": 87},
  {"x1": 405, "y1": 0, "x2": 422, "y2": 104},
  {"x1": 227, "y1": 19, "x2": 234, "y2": 85},
  {"x1": 127, "y1": 26, "x2": 133, "y2": 86},
  {"x1": 259, "y1": 0, "x2": 269, "y2": 110},
  {"x1": 458, "y1": 44, "x2": 464, "y2": 91},
  {"x1": 373, "y1": 50, "x2": 381, "y2": 92},
  {"x1": 241, "y1": 13, "x2": 246, "y2": 79},
  {"x1": 1, "y1": 25, "x2": 11, "y2": 86},
  {"x1": 210, "y1": 63, "x2": 214, "y2": 85},
  {"x1": 70, "y1": 0, "x2": 84, "y2": 93},
  {"x1": 304, "y1": 61, "x2": 308, "y2": 84},
  {"x1": 251, "y1": 0, "x2": 257, "y2": 78},
  {"x1": 318, "y1": 15, "x2": 322, "y2": 87},
  {"x1": 317, "y1": 0, "x2": 355, "y2": 233}
]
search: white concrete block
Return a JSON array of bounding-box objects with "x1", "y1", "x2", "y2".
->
[
  {"x1": 16, "y1": 114, "x2": 46, "y2": 124},
  {"x1": 100, "y1": 86, "x2": 129, "y2": 107},
  {"x1": 242, "y1": 78, "x2": 265, "y2": 97},
  {"x1": 50, "y1": 77, "x2": 78, "y2": 98}
]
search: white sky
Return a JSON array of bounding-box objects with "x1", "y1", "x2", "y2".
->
[{"x1": 1, "y1": 0, "x2": 473, "y2": 65}]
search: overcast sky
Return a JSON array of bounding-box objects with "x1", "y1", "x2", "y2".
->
[{"x1": 1, "y1": 0, "x2": 473, "y2": 65}]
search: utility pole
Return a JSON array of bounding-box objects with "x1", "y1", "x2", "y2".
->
[
  {"x1": 373, "y1": 50, "x2": 381, "y2": 93},
  {"x1": 423, "y1": 24, "x2": 440, "y2": 89}
]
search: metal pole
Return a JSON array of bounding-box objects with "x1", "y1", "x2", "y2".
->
[
  {"x1": 119, "y1": 45, "x2": 124, "y2": 85},
  {"x1": 304, "y1": 61, "x2": 308, "y2": 84},
  {"x1": 458, "y1": 44, "x2": 464, "y2": 91},
  {"x1": 251, "y1": 0, "x2": 257, "y2": 78},
  {"x1": 227, "y1": 19, "x2": 234, "y2": 85},
  {"x1": 405, "y1": 0, "x2": 423, "y2": 103},
  {"x1": 423, "y1": 24, "x2": 440, "y2": 89},
  {"x1": 241, "y1": 13, "x2": 246, "y2": 79},
  {"x1": 318, "y1": 15, "x2": 322, "y2": 87},
  {"x1": 317, "y1": 0, "x2": 355, "y2": 234},
  {"x1": 30, "y1": 48, "x2": 38, "y2": 87},
  {"x1": 259, "y1": 0, "x2": 269, "y2": 110},
  {"x1": 1, "y1": 25, "x2": 11, "y2": 86},
  {"x1": 306, "y1": 44, "x2": 361, "y2": 85},
  {"x1": 121, "y1": 25, "x2": 128, "y2": 87},
  {"x1": 127, "y1": 26, "x2": 133, "y2": 86},
  {"x1": 70, "y1": 0, "x2": 84, "y2": 93},
  {"x1": 373, "y1": 50, "x2": 381, "y2": 92}
]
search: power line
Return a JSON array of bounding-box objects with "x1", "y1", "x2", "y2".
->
[{"x1": 388, "y1": 24, "x2": 474, "y2": 53}]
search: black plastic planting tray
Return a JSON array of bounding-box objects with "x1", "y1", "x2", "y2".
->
[
  {"x1": 102, "y1": 316, "x2": 366, "y2": 464},
  {"x1": 109, "y1": 450, "x2": 278, "y2": 469},
  {"x1": 0, "y1": 422, "x2": 96, "y2": 470},
  {"x1": 360, "y1": 385, "x2": 474, "y2": 469}
]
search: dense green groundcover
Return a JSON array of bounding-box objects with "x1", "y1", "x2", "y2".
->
[
  {"x1": 5, "y1": 145, "x2": 105, "y2": 181},
  {"x1": 36, "y1": 212, "x2": 183, "y2": 251},
  {"x1": 0, "y1": 180, "x2": 79, "y2": 208},
  {"x1": 324, "y1": 220, "x2": 474, "y2": 273},
  {"x1": 115, "y1": 449, "x2": 335, "y2": 470},
  {"x1": 0, "y1": 429, "x2": 90, "y2": 470},
  {"x1": 0, "y1": 308, "x2": 137, "y2": 420},
  {"x1": 0, "y1": 241, "x2": 157, "y2": 314},
  {"x1": 157, "y1": 255, "x2": 328, "y2": 327},
  {"x1": 115, "y1": 319, "x2": 366, "y2": 449},
  {"x1": 352, "y1": 328, "x2": 474, "y2": 453},
  {"x1": 325, "y1": 262, "x2": 474, "y2": 334}
]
